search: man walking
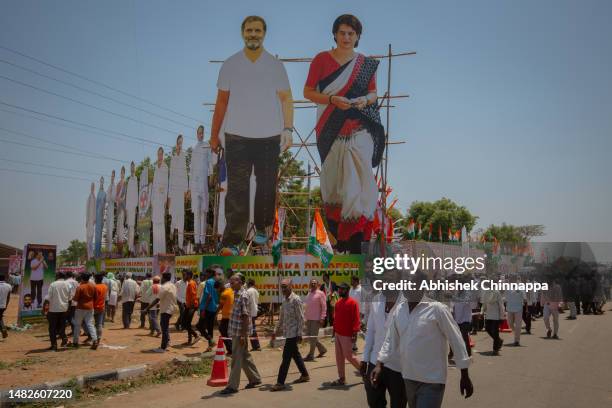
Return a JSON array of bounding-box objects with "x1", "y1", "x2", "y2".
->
[
  {"x1": 0, "y1": 271, "x2": 11, "y2": 339},
  {"x1": 144, "y1": 272, "x2": 177, "y2": 353},
  {"x1": 373, "y1": 273, "x2": 474, "y2": 408},
  {"x1": 120, "y1": 272, "x2": 139, "y2": 329},
  {"x1": 220, "y1": 274, "x2": 262, "y2": 394},
  {"x1": 72, "y1": 272, "x2": 98, "y2": 350},
  {"x1": 197, "y1": 268, "x2": 218, "y2": 351},
  {"x1": 218, "y1": 280, "x2": 234, "y2": 355},
  {"x1": 139, "y1": 273, "x2": 153, "y2": 329},
  {"x1": 93, "y1": 274, "x2": 108, "y2": 343},
  {"x1": 175, "y1": 273, "x2": 187, "y2": 331},
  {"x1": 182, "y1": 270, "x2": 200, "y2": 345},
  {"x1": 361, "y1": 291, "x2": 406, "y2": 408},
  {"x1": 270, "y1": 279, "x2": 310, "y2": 391},
  {"x1": 304, "y1": 278, "x2": 327, "y2": 361},
  {"x1": 45, "y1": 272, "x2": 70, "y2": 349},
  {"x1": 482, "y1": 288, "x2": 504, "y2": 355},
  {"x1": 330, "y1": 282, "x2": 361, "y2": 386},
  {"x1": 542, "y1": 278, "x2": 563, "y2": 339},
  {"x1": 246, "y1": 279, "x2": 261, "y2": 351},
  {"x1": 504, "y1": 280, "x2": 526, "y2": 346},
  {"x1": 210, "y1": 15, "x2": 293, "y2": 252}
]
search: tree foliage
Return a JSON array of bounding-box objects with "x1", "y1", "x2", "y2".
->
[
  {"x1": 405, "y1": 197, "x2": 478, "y2": 241},
  {"x1": 59, "y1": 239, "x2": 87, "y2": 264}
]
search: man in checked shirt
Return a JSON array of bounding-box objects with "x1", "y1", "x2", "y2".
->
[
  {"x1": 270, "y1": 278, "x2": 310, "y2": 391},
  {"x1": 220, "y1": 274, "x2": 262, "y2": 395}
]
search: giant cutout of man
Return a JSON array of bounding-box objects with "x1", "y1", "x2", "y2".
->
[
  {"x1": 94, "y1": 176, "x2": 106, "y2": 258},
  {"x1": 303, "y1": 14, "x2": 385, "y2": 254},
  {"x1": 169, "y1": 134, "x2": 189, "y2": 252},
  {"x1": 105, "y1": 170, "x2": 116, "y2": 252},
  {"x1": 190, "y1": 125, "x2": 212, "y2": 249},
  {"x1": 210, "y1": 15, "x2": 293, "y2": 254},
  {"x1": 86, "y1": 182, "x2": 96, "y2": 259},
  {"x1": 126, "y1": 161, "x2": 139, "y2": 254},
  {"x1": 152, "y1": 147, "x2": 169, "y2": 255},
  {"x1": 115, "y1": 166, "x2": 127, "y2": 248}
]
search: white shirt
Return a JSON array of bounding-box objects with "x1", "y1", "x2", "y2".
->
[
  {"x1": 0, "y1": 281, "x2": 11, "y2": 308},
  {"x1": 349, "y1": 285, "x2": 363, "y2": 312},
  {"x1": 158, "y1": 281, "x2": 178, "y2": 315},
  {"x1": 504, "y1": 290, "x2": 526, "y2": 313},
  {"x1": 246, "y1": 287, "x2": 259, "y2": 317},
  {"x1": 362, "y1": 293, "x2": 403, "y2": 370},
  {"x1": 30, "y1": 258, "x2": 45, "y2": 281},
  {"x1": 217, "y1": 50, "x2": 290, "y2": 138},
  {"x1": 45, "y1": 279, "x2": 71, "y2": 313},
  {"x1": 169, "y1": 150, "x2": 188, "y2": 201},
  {"x1": 189, "y1": 141, "x2": 212, "y2": 196},
  {"x1": 378, "y1": 297, "x2": 470, "y2": 384},
  {"x1": 452, "y1": 302, "x2": 473, "y2": 324},
  {"x1": 126, "y1": 175, "x2": 139, "y2": 221},
  {"x1": 176, "y1": 279, "x2": 187, "y2": 303},
  {"x1": 120, "y1": 278, "x2": 140, "y2": 303},
  {"x1": 481, "y1": 290, "x2": 504, "y2": 320}
]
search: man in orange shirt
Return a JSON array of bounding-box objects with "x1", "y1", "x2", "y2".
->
[
  {"x1": 93, "y1": 274, "x2": 108, "y2": 343},
  {"x1": 72, "y1": 272, "x2": 99, "y2": 350},
  {"x1": 182, "y1": 270, "x2": 200, "y2": 345},
  {"x1": 217, "y1": 280, "x2": 234, "y2": 355}
]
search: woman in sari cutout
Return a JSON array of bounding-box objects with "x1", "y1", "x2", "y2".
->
[{"x1": 304, "y1": 14, "x2": 385, "y2": 254}]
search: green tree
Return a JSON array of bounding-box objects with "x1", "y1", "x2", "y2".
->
[
  {"x1": 483, "y1": 223, "x2": 545, "y2": 254},
  {"x1": 406, "y1": 197, "x2": 478, "y2": 242},
  {"x1": 59, "y1": 239, "x2": 87, "y2": 265}
]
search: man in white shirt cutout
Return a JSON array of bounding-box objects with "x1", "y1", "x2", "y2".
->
[
  {"x1": 126, "y1": 162, "x2": 139, "y2": 255},
  {"x1": 372, "y1": 272, "x2": 473, "y2": 408},
  {"x1": 209, "y1": 15, "x2": 293, "y2": 252},
  {"x1": 169, "y1": 134, "x2": 189, "y2": 253},
  {"x1": 190, "y1": 125, "x2": 212, "y2": 251},
  {"x1": 152, "y1": 147, "x2": 169, "y2": 255}
]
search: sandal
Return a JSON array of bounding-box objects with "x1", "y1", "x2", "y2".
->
[
  {"x1": 293, "y1": 375, "x2": 310, "y2": 384},
  {"x1": 329, "y1": 379, "x2": 346, "y2": 387}
]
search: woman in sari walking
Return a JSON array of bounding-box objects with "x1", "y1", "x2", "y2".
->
[{"x1": 304, "y1": 14, "x2": 385, "y2": 254}]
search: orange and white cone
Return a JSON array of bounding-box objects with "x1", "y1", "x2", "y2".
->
[
  {"x1": 207, "y1": 337, "x2": 229, "y2": 387},
  {"x1": 499, "y1": 319, "x2": 512, "y2": 333}
]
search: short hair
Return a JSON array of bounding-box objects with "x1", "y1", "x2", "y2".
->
[
  {"x1": 0, "y1": 273, "x2": 5, "y2": 281},
  {"x1": 184, "y1": 270, "x2": 193, "y2": 278},
  {"x1": 332, "y1": 14, "x2": 363, "y2": 47},
  {"x1": 176, "y1": 134, "x2": 183, "y2": 143},
  {"x1": 94, "y1": 274, "x2": 104, "y2": 284},
  {"x1": 145, "y1": 272, "x2": 152, "y2": 278},
  {"x1": 241, "y1": 15, "x2": 266, "y2": 33},
  {"x1": 197, "y1": 125, "x2": 204, "y2": 133},
  {"x1": 126, "y1": 272, "x2": 133, "y2": 279},
  {"x1": 55, "y1": 272, "x2": 65, "y2": 280},
  {"x1": 247, "y1": 278, "x2": 256, "y2": 287},
  {"x1": 81, "y1": 272, "x2": 91, "y2": 282},
  {"x1": 157, "y1": 146, "x2": 164, "y2": 154},
  {"x1": 161, "y1": 272, "x2": 172, "y2": 281}
]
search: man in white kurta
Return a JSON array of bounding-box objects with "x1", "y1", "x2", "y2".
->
[
  {"x1": 86, "y1": 182, "x2": 96, "y2": 259},
  {"x1": 169, "y1": 135, "x2": 189, "y2": 251},
  {"x1": 115, "y1": 166, "x2": 127, "y2": 245},
  {"x1": 126, "y1": 162, "x2": 139, "y2": 254},
  {"x1": 152, "y1": 148, "x2": 169, "y2": 255},
  {"x1": 105, "y1": 170, "x2": 116, "y2": 252},
  {"x1": 190, "y1": 126, "x2": 212, "y2": 247}
]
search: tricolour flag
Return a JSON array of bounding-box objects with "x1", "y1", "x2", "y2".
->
[
  {"x1": 271, "y1": 208, "x2": 286, "y2": 266},
  {"x1": 308, "y1": 209, "x2": 334, "y2": 267}
]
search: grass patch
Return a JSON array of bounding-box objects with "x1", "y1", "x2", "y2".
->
[
  {"x1": 0, "y1": 357, "x2": 47, "y2": 370},
  {"x1": 12, "y1": 358, "x2": 212, "y2": 408}
]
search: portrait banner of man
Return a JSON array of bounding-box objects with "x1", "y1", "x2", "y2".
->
[{"x1": 19, "y1": 244, "x2": 56, "y2": 324}]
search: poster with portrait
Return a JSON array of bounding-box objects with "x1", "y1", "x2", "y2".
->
[
  {"x1": 153, "y1": 254, "x2": 176, "y2": 281},
  {"x1": 19, "y1": 244, "x2": 56, "y2": 323}
]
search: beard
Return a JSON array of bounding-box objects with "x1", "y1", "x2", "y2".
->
[{"x1": 244, "y1": 38, "x2": 262, "y2": 50}]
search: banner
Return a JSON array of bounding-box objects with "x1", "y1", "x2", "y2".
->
[
  {"x1": 202, "y1": 254, "x2": 364, "y2": 303},
  {"x1": 175, "y1": 255, "x2": 203, "y2": 277},
  {"x1": 19, "y1": 244, "x2": 56, "y2": 323},
  {"x1": 99, "y1": 257, "x2": 152, "y2": 278},
  {"x1": 153, "y1": 254, "x2": 176, "y2": 280}
]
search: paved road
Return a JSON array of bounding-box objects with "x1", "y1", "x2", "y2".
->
[{"x1": 84, "y1": 304, "x2": 612, "y2": 408}]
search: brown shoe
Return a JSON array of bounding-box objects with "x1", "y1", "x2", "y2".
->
[
  {"x1": 90, "y1": 340, "x2": 99, "y2": 350},
  {"x1": 292, "y1": 375, "x2": 310, "y2": 384}
]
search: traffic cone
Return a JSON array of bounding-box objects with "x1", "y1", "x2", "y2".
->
[
  {"x1": 207, "y1": 337, "x2": 229, "y2": 387},
  {"x1": 499, "y1": 319, "x2": 512, "y2": 333}
]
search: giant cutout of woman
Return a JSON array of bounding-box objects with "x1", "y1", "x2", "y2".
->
[{"x1": 304, "y1": 14, "x2": 384, "y2": 254}]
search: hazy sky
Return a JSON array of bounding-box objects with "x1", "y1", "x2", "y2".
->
[{"x1": 1, "y1": 0, "x2": 611, "y2": 251}]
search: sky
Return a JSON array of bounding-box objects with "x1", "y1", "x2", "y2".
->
[{"x1": 1, "y1": 0, "x2": 611, "y2": 251}]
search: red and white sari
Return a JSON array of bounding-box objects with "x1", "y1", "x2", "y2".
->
[{"x1": 306, "y1": 52, "x2": 385, "y2": 249}]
